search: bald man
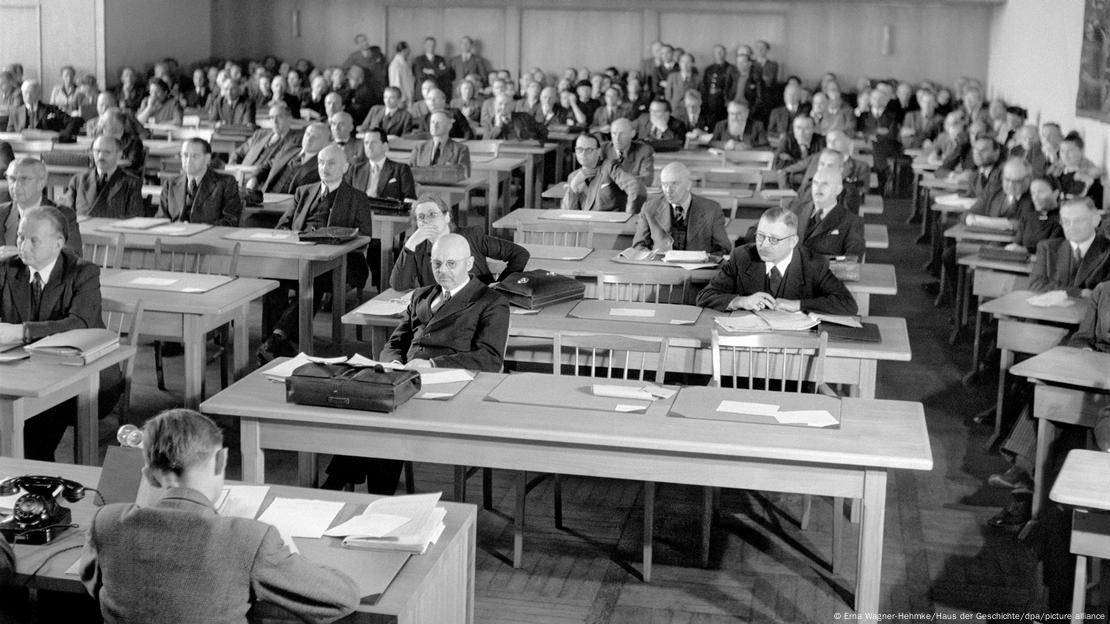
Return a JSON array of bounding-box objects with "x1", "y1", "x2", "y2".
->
[
  {"x1": 792, "y1": 167, "x2": 866, "y2": 259},
  {"x1": 630, "y1": 162, "x2": 731, "y2": 255},
  {"x1": 65, "y1": 136, "x2": 145, "y2": 219},
  {"x1": 7, "y1": 79, "x2": 79, "y2": 137},
  {"x1": 260, "y1": 144, "x2": 374, "y2": 360}
]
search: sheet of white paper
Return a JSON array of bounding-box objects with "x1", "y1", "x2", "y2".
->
[
  {"x1": 217, "y1": 485, "x2": 270, "y2": 519},
  {"x1": 668, "y1": 318, "x2": 696, "y2": 325},
  {"x1": 615, "y1": 404, "x2": 647, "y2": 412},
  {"x1": 774, "y1": 410, "x2": 838, "y2": 427},
  {"x1": 558, "y1": 213, "x2": 593, "y2": 220},
  {"x1": 672, "y1": 263, "x2": 720, "y2": 271},
  {"x1": 130, "y1": 276, "x2": 178, "y2": 286},
  {"x1": 511, "y1": 308, "x2": 540, "y2": 315},
  {"x1": 664, "y1": 250, "x2": 709, "y2": 263},
  {"x1": 593, "y1": 384, "x2": 655, "y2": 400},
  {"x1": 257, "y1": 498, "x2": 344, "y2": 551},
  {"x1": 65, "y1": 558, "x2": 81, "y2": 575},
  {"x1": 609, "y1": 308, "x2": 656, "y2": 318},
  {"x1": 1027, "y1": 291, "x2": 1073, "y2": 308},
  {"x1": 417, "y1": 392, "x2": 455, "y2": 399},
  {"x1": 420, "y1": 368, "x2": 473, "y2": 385},
  {"x1": 262, "y1": 352, "x2": 349, "y2": 381},
  {"x1": 641, "y1": 384, "x2": 676, "y2": 399},
  {"x1": 324, "y1": 513, "x2": 409, "y2": 538},
  {"x1": 181, "y1": 287, "x2": 205, "y2": 293},
  {"x1": 345, "y1": 354, "x2": 403, "y2": 369},
  {"x1": 249, "y1": 231, "x2": 294, "y2": 240},
  {"x1": 717, "y1": 401, "x2": 781, "y2": 416},
  {"x1": 715, "y1": 315, "x2": 770, "y2": 332}
]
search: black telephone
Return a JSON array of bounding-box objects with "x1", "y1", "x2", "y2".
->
[{"x1": 0, "y1": 476, "x2": 85, "y2": 544}]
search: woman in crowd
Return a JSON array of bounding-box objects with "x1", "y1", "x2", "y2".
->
[
  {"x1": 136, "y1": 77, "x2": 183, "y2": 125},
  {"x1": 49, "y1": 65, "x2": 81, "y2": 113},
  {"x1": 115, "y1": 66, "x2": 145, "y2": 113}
]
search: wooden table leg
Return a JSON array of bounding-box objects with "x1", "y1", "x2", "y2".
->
[
  {"x1": 524, "y1": 154, "x2": 536, "y2": 208},
  {"x1": 240, "y1": 418, "x2": 265, "y2": 483},
  {"x1": 486, "y1": 171, "x2": 499, "y2": 235},
  {"x1": 987, "y1": 347, "x2": 1014, "y2": 448},
  {"x1": 75, "y1": 372, "x2": 100, "y2": 465},
  {"x1": 855, "y1": 469, "x2": 888, "y2": 615},
  {"x1": 297, "y1": 260, "x2": 315, "y2": 355},
  {"x1": 332, "y1": 254, "x2": 347, "y2": 351},
  {"x1": 233, "y1": 306, "x2": 249, "y2": 380},
  {"x1": 1032, "y1": 414, "x2": 1053, "y2": 518},
  {"x1": 916, "y1": 189, "x2": 932, "y2": 243},
  {"x1": 182, "y1": 315, "x2": 204, "y2": 410},
  {"x1": 0, "y1": 398, "x2": 24, "y2": 458}
]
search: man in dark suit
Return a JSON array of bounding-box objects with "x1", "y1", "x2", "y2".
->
[
  {"x1": 700, "y1": 45, "x2": 734, "y2": 127},
  {"x1": 1029, "y1": 197, "x2": 1110, "y2": 297},
  {"x1": 347, "y1": 128, "x2": 417, "y2": 200},
  {"x1": 753, "y1": 40, "x2": 779, "y2": 88},
  {"x1": 79, "y1": 408, "x2": 359, "y2": 623},
  {"x1": 0, "y1": 206, "x2": 121, "y2": 460},
  {"x1": 6, "y1": 80, "x2": 80, "y2": 138},
  {"x1": 206, "y1": 79, "x2": 256, "y2": 128},
  {"x1": 562, "y1": 133, "x2": 645, "y2": 213},
  {"x1": 249, "y1": 122, "x2": 330, "y2": 195},
  {"x1": 358, "y1": 86, "x2": 413, "y2": 136},
  {"x1": 65, "y1": 136, "x2": 146, "y2": 219},
  {"x1": 449, "y1": 36, "x2": 493, "y2": 88},
  {"x1": 259, "y1": 144, "x2": 374, "y2": 360},
  {"x1": 323, "y1": 233, "x2": 510, "y2": 494},
  {"x1": 339, "y1": 65, "x2": 376, "y2": 125},
  {"x1": 791, "y1": 168, "x2": 866, "y2": 259},
  {"x1": 157, "y1": 138, "x2": 241, "y2": 226},
  {"x1": 329, "y1": 112, "x2": 365, "y2": 167},
  {"x1": 2, "y1": 157, "x2": 82, "y2": 254},
  {"x1": 774, "y1": 115, "x2": 825, "y2": 171},
  {"x1": 410, "y1": 110, "x2": 471, "y2": 176},
  {"x1": 631, "y1": 99, "x2": 687, "y2": 151},
  {"x1": 781, "y1": 135, "x2": 871, "y2": 211},
  {"x1": 629, "y1": 162, "x2": 731, "y2": 255},
  {"x1": 856, "y1": 88, "x2": 903, "y2": 194},
  {"x1": 696, "y1": 206, "x2": 858, "y2": 315},
  {"x1": 766, "y1": 83, "x2": 808, "y2": 146},
  {"x1": 603, "y1": 118, "x2": 655, "y2": 187},
  {"x1": 411, "y1": 37, "x2": 454, "y2": 97},
  {"x1": 233, "y1": 102, "x2": 300, "y2": 167}
]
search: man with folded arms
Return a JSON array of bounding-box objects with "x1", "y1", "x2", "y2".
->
[
  {"x1": 629, "y1": 162, "x2": 731, "y2": 258},
  {"x1": 0, "y1": 206, "x2": 122, "y2": 460},
  {"x1": 697, "y1": 206, "x2": 857, "y2": 315},
  {"x1": 562, "y1": 133, "x2": 644, "y2": 213},
  {"x1": 158, "y1": 138, "x2": 241, "y2": 226},
  {"x1": 258, "y1": 144, "x2": 373, "y2": 360},
  {"x1": 1, "y1": 157, "x2": 82, "y2": 254},
  {"x1": 80, "y1": 408, "x2": 359, "y2": 624},
  {"x1": 249, "y1": 122, "x2": 330, "y2": 196},
  {"x1": 65, "y1": 136, "x2": 145, "y2": 219},
  {"x1": 322, "y1": 233, "x2": 509, "y2": 493}
]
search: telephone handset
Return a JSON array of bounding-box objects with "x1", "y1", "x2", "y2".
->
[{"x1": 0, "y1": 475, "x2": 85, "y2": 544}]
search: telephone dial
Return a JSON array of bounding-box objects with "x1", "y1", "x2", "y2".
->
[{"x1": 0, "y1": 476, "x2": 85, "y2": 544}]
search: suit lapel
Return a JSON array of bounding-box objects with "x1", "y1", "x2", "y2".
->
[
  {"x1": 6, "y1": 262, "x2": 31, "y2": 323},
  {"x1": 784, "y1": 251, "x2": 805, "y2": 294},
  {"x1": 741, "y1": 248, "x2": 765, "y2": 294},
  {"x1": 171, "y1": 176, "x2": 187, "y2": 218},
  {"x1": 807, "y1": 204, "x2": 841, "y2": 240},
  {"x1": 423, "y1": 280, "x2": 479, "y2": 330},
  {"x1": 375, "y1": 160, "x2": 394, "y2": 196},
  {"x1": 193, "y1": 170, "x2": 215, "y2": 210},
  {"x1": 1076, "y1": 237, "x2": 1110, "y2": 286},
  {"x1": 36, "y1": 256, "x2": 67, "y2": 320}
]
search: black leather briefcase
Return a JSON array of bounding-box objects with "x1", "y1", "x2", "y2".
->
[
  {"x1": 491, "y1": 270, "x2": 586, "y2": 309},
  {"x1": 298, "y1": 227, "x2": 359, "y2": 244},
  {"x1": 285, "y1": 363, "x2": 421, "y2": 412}
]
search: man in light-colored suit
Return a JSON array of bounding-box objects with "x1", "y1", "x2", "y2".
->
[
  {"x1": 1, "y1": 157, "x2": 82, "y2": 254},
  {"x1": 629, "y1": 162, "x2": 731, "y2": 255},
  {"x1": 410, "y1": 110, "x2": 471, "y2": 176},
  {"x1": 562, "y1": 133, "x2": 644, "y2": 213},
  {"x1": 79, "y1": 408, "x2": 359, "y2": 624},
  {"x1": 158, "y1": 138, "x2": 241, "y2": 226}
]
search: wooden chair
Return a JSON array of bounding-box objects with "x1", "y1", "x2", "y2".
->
[
  {"x1": 708, "y1": 329, "x2": 846, "y2": 570},
  {"x1": 81, "y1": 232, "x2": 125, "y2": 269},
  {"x1": 151, "y1": 238, "x2": 241, "y2": 398},
  {"x1": 41, "y1": 150, "x2": 92, "y2": 168},
  {"x1": 101, "y1": 296, "x2": 145, "y2": 427},
  {"x1": 698, "y1": 191, "x2": 740, "y2": 218},
  {"x1": 517, "y1": 332, "x2": 670, "y2": 578},
  {"x1": 598, "y1": 271, "x2": 689, "y2": 305},
  {"x1": 724, "y1": 149, "x2": 775, "y2": 170},
  {"x1": 513, "y1": 221, "x2": 593, "y2": 248},
  {"x1": 467, "y1": 139, "x2": 501, "y2": 163}
]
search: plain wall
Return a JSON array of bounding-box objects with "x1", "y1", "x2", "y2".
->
[
  {"x1": 104, "y1": 0, "x2": 212, "y2": 88},
  {"x1": 986, "y1": 0, "x2": 1109, "y2": 171},
  {"x1": 0, "y1": 0, "x2": 104, "y2": 96},
  {"x1": 210, "y1": 0, "x2": 994, "y2": 90}
]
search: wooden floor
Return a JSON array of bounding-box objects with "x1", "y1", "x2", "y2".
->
[{"x1": 31, "y1": 197, "x2": 1053, "y2": 622}]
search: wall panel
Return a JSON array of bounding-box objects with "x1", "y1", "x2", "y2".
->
[
  {"x1": 386, "y1": 6, "x2": 507, "y2": 72},
  {"x1": 0, "y1": 3, "x2": 41, "y2": 80},
  {"x1": 519, "y1": 9, "x2": 643, "y2": 75},
  {"x1": 657, "y1": 10, "x2": 786, "y2": 69}
]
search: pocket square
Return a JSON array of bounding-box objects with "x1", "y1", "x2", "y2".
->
[
  {"x1": 601, "y1": 182, "x2": 611, "y2": 188},
  {"x1": 830, "y1": 229, "x2": 840, "y2": 235},
  {"x1": 387, "y1": 178, "x2": 397, "y2": 183}
]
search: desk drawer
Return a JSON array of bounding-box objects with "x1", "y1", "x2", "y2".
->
[
  {"x1": 1034, "y1": 384, "x2": 1110, "y2": 427},
  {"x1": 973, "y1": 271, "x2": 1028, "y2": 299},
  {"x1": 1071, "y1": 509, "x2": 1110, "y2": 559},
  {"x1": 998, "y1": 319, "x2": 1069, "y2": 355}
]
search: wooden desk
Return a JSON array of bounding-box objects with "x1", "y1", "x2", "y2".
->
[
  {"x1": 344, "y1": 296, "x2": 910, "y2": 400},
  {"x1": 954, "y1": 253, "x2": 1031, "y2": 366},
  {"x1": 518, "y1": 245, "x2": 897, "y2": 315},
  {"x1": 1011, "y1": 347, "x2": 1110, "y2": 517},
  {"x1": 1049, "y1": 450, "x2": 1110, "y2": 619},
  {"x1": 0, "y1": 456, "x2": 476, "y2": 624},
  {"x1": 0, "y1": 346, "x2": 136, "y2": 463},
  {"x1": 101, "y1": 269, "x2": 277, "y2": 408},
  {"x1": 80, "y1": 218, "x2": 369, "y2": 354},
  {"x1": 496, "y1": 141, "x2": 559, "y2": 208},
  {"x1": 200, "y1": 366, "x2": 932, "y2": 615},
  {"x1": 473, "y1": 155, "x2": 528, "y2": 233},
  {"x1": 917, "y1": 174, "x2": 969, "y2": 245},
  {"x1": 417, "y1": 175, "x2": 485, "y2": 228},
  {"x1": 979, "y1": 291, "x2": 1088, "y2": 446}
]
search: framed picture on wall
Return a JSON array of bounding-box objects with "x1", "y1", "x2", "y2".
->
[{"x1": 1077, "y1": 0, "x2": 1110, "y2": 120}]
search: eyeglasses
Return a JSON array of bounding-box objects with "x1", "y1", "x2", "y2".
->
[
  {"x1": 431, "y1": 258, "x2": 467, "y2": 270},
  {"x1": 414, "y1": 212, "x2": 444, "y2": 224},
  {"x1": 573, "y1": 147, "x2": 598, "y2": 154},
  {"x1": 754, "y1": 232, "x2": 795, "y2": 246}
]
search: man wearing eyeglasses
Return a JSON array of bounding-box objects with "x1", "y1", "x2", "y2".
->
[
  {"x1": 696, "y1": 206, "x2": 857, "y2": 315},
  {"x1": 562, "y1": 133, "x2": 645, "y2": 213}
]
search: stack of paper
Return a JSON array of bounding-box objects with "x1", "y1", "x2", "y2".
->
[
  {"x1": 809, "y1": 313, "x2": 863, "y2": 328},
  {"x1": 326, "y1": 492, "x2": 447, "y2": 554},
  {"x1": 663, "y1": 250, "x2": 709, "y2": 263},
  {"x1": 353, "y1": 291, "x2": 413, "y2": 317},
  {"x1": 257, "y1": 497, "x2": 346, "y2": 553},
  {"x1": 592, "y1": 384, "x2": 675, "y2": 401},
  {"x1": 26, "y1": 328, "x2": 120, "y2": 366},
  {"x1": 715, "y1": 310, "x2": 819, "y2": 333},
  {"x1": 1027, "y1": 290, "x2": 1073, "y2": 308}
]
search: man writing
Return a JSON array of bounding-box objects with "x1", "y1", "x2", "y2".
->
[
  {"x1": 80, "y1": 408, "x2": 359, "y2": 623},
  {"x1": 562, "y1": 133, "x2": 645, "y2": 213},
  {"x1": 324, "y1": 234, "x2": 510, "y2": 493},
  {"x1": 697, "y1": 206, "x2": 857, "y2": 315},
  {"x1": 628, "y1": 162, "x2": 731, "y2": 257},
  {"x1": 0, "y1": 206, "x2": 121, "y2": 460},
  {"x1": 1, "y1": 157, "x2": 82, "y2": 254},
  {"x1": 158, "y1": 138, "x2": 242, "y2": 226}
]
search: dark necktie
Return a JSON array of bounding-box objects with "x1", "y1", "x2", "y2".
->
[
  {"x1": 768, "y1": 266, "x2": 783, "y2": 296},
  {"x1": 30, "y1": 271, "x2": 43, "y2": 317},
  {"x1": 1069, "y1": 245, "x2": 1082, "y2": 284},
  {"x1": 810, "y1": 209, "x2": 822, "y2": 232},
  {"x1": 672, "y1": 205, "x2": 685, "y2": 228},
  {"x1": 431, "y1": 288, "x2": 451, "y2": 314},
  {"x1": 182, "y1": 179, "x2": 197, "y2": 222},
  {"x1": 431, "y1": 142, "x2": 442, "y2": 165},
  {"x1": 97, "y1": 174, "x2": 107, "y2": 190}
]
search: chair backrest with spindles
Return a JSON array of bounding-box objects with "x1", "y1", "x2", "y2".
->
[
  {"x1": 710, "y1": 329, "x2": 827, "y2": 393},
  {"x1": 553, "y1": 332, "x2": 669, "y2": 383}
]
